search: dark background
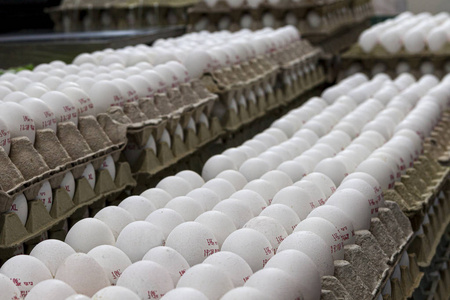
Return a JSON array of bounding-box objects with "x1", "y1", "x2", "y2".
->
[{"x1": 0, "y1": 0, "x2": 61, "y2": 33}]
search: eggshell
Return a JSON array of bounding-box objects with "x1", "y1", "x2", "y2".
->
[
  {"x1": 313, "y1": 158, "x2": 348, "y2": 186},
  {"x1": 88, "y1": 80, "x2": 124, "y2": 115},
  {"x1": 19, "y1": 98, "x2": 57, "y2": 133},
  {"x1": 25, "y1": 279, "x2": 76, "y2": 300},
  {"x1": 92, "y1": 286, "x2": 140, "y2": 300},
  {"x1": 8, "y1": 193, "x2": 28, "y2": 225},
  {"x1": 156, "y1": 176, "x2": 193, "y2": 197},
  {"x1": 176, "y1": 170, "x2": 205, "y2": 189},
  {"x1": 143, "y1": 246, "x2": 190, "y2": 285},
  {"x1": 65, "y1": 218, "x2": 115, "y2": 253},
  {"x1": 270, "y1": 186, "x2": 313, "y2": 220},
  {"x1": 116, "y1": 260, "x2": 174, "y2": 299},
  {"x1": 265, "y1": 249, "x2": 321, "y2": 300},
  {"x1": 118, "y1": 196, "x2": 156, "y2": 221},
  {"x1": 253, "y1": 133, "x2": 278, "y2": 148},
  {"x1": 239, "y1": 158, "x2": 271, "y2": 181},
  {"x1": 325, "y1": 188, "x2": 371, "y2": 231},
  {"x1": 94, "y1": 206, "x2": 135, "y2": 240},
  {"x1": 244, "y1": 216, "x2": 288, "y2": 254},
  {"x1": 230, "y1": 189, "x2": 267, "y2": 216},
  {"x1": 257, "y1": 151, "x2": 284, "y2": 170},
  {"x1": 87, "y1": 245, "x2": 132, "y2": 285},
  {"x1": 295, "y1": 217, "x2": 344, "y2": 260},
  {"x1": 140, "y1": 188, "x2": 173, "y2": 209},
  {"x1": 221, "y1": 228, "x2": 273, "y2": 272},
  {"x1": 216, "y1": 170, "x2": 248, "y2": 191},
  {"x1": 161, "y1": 288, "x2": 208, "y2": 300},
  {"x1": 184, "y1": 188, "x2": 220, "y2": 211},
  {"x1": 30, "y1": 239, "x2": 76, "y2": 277},
  {"x1": 342, "y1": 172, "x2": 384, "y2": 207},
  {"x1": 243, "y1": 179, "x2": 277, "y2": 205},
  {"x1": 65, "y1": 294, "x2": 91, "y2": 300},
  {"x1": 166, "y1": 222, "x2": 219, "y2": 265},
  {"x1": 222, "y1": 148, "x2": 250, "y2": 168},
  {"x1": 245, "y1": 268, "x2": 303, "y2": 300},
  {"x1": 221, "y1": 287, "x2": 272, "y2": 300},
  {"x1": 115, "y1": 221, "x2": 165, "y2": 262},
  {"x1": 176, "y1": 264, "x2": 233, "y2": 300},
  {"x1": 293, "y1": 180, "x2": 326, "y2": 208},
  {"x1": 0, "y1": 102, "x2": 35, "y2": 144},
  {"x1": 195, "y1": 211, "x2": 236, "y2": 248},
  {"x1": 303, "y1": 172, "x2": 336, "y2": 200},
  {"x1": 277, "y1": 231, "x2": 333, "y2": 276},
  {"x1": 40, "y1": 91, "x2": 78, "y2": 126},
  {"x1": 165, "y1": 196, "x2": 205, "y2": 221},
  {"x1": 0, "y1": 273, "x2": 21, "y2": 300},
  {"x1": 242, "y1": 140, "x2": 268, "y2": 155},
  {"x1": 204, "y1": 251, "x2": 253, "y2": 287},
  {"x1": 145, "y1": 208, "x2": 184, "y2": 239},
  {"x1": 59, "y1": 171, "x2": 75, "y2": 200},
  {"x1": 355, "y1": 158, "x2": 395, "y2": 190},
  {"x1": 202, "y1": 178, "x2": 236, "y2": 200},
  {"x1": 35, "y1": 180, "x2": 53, "y2": 212},
  {"x1": 260, "y1": 170, "x2": 293, "y2": 192},
  {"x1": 81, "y1": 163, "x2": 96, "y2": 190}
]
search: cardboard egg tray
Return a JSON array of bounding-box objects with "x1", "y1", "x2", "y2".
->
[
  {"x1": 46, "y1": 0, "x2": 199, "y2": 32},
  {"x1": 340, "y1": 43, "x2": 450, "y2": 80},
  {"x1": 186, "y1": 0, "x2": 372, "y2": 37},
  {"x1": 0, "y1": 115, "x2": 136, "y2": 251}
]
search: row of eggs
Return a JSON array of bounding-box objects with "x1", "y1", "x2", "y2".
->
[
  {"x1": 1, "y1": 70, "x2": 447, "y2": 299},
  {"x1": 358, "y1": 11, "x2": 450, "y2": 53}
]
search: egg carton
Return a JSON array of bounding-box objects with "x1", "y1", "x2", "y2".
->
[
  {"x1": 0, "y1": 159, "x2": 136, "y2": 250},
  {"x1": 321, "y1": 201, "x2": 416, "y2": 300},
  {"x1": 46, "y1": 0, "x2": 197, "y2": 31},
  {"x1": 187, "y1": 0, "x2": 371, "y2": 37},
  {"x1": 0, "y1": 113, "x2": 130, "y2": 215}
]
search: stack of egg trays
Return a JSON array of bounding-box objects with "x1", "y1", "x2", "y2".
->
[
  {"x1": 340, "y1": 43, "x2": 450, "y2": 80},
  {"x1": 106, "y1": 78, "x2": 222, "y2": 190},
  {"x1": 46, "y1": 0, "x2": 199, "y2": 32},
  {"x1": 186, "y1": 0, "x2": 371, "y2": 36},
  {"x1": 0, "y1": 113, "x2": 136, "y2": 251},
  {"x1": 274, "y1": 40, "x2": 325, "y2": 106}
]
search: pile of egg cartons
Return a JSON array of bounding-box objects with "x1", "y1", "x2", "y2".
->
[
  {"x1": 46, "y1": 0, "x2": 197, "y2": 32},
  {"x1": 1, "y1": 70, "x2": 448, "y2": 299},
  {"x1": 342, "y1": 12, "x2": 450, "y2": 78},
  {"x1": 188, "y1": 0, "x2": 372, "y2": 36}
]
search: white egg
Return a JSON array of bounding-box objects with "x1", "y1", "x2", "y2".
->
[
  {"x1": 202, "y1": 155, "x2": 238, "y2": 181},
  {"x1": 165, "y1": 196, "x2": 205, "y2": 221},
  {"x1": 60, "y1": 86, "x2": 96, "y2": 117},
  {"x1": 265, "y1": 249, "x2": 321, "y2": 300},
  {"x1": 0, "y1": 273, "x2": 21, "y2": 300},
  {"x1": 65, "y1": 218, "x2": 115, "y2": 253},
  {"x1": 245, "y1": 268, "x2": 303, "y2": 300},
  {"x1": 156, "y1": 176, "x2": 193, "y2": 198},
  {"x1": 88, "y1": 80, "x2": 125, "y2": 115},
  {"x1": 176, "y1": 170, "x2": 205, "y2": 189},
  {"x1": 36, "y1": 181, "x2": 53, "y2": 212},
  {"x1": 271, "y1": 186, "x2": 314, "y2": 220},
  {"x1": 40, "y1": 91, "x2": 78, "y2": 126},
  {"x1": 260, "y1": 170, "x2": 293, "y2": 192},
  {"x1": 160, "y1": 287, "x2": 208, "y2": 300},
  {"x1": 221, "y1": 287, "x2": 271, "y2": 300},
  {"x1": 116, "y1": 260, "x2": 174, "y2": 299},
  {"x1": 24, "y1": 279, "x2": 76, "y2": 300},
  {"x1": 243, "y1": 179, "x2": 277, "y2": 205},
  {"x1": 87, "y1": 245, "x2": 132, "y2": 285},
  {"x1": 216, "y1": 170, "x2": 248, "y2": 191},
  {"x1": 186, "y1": 188, "x2": 221, "y2": 211},
  {"x1": 314, "y1": 158, "x2": 348, "y2": 186},
  {"x1": 202, "y1": 178, "x2": 236, "y2": 200},
  {"x1": 166, "y1": 222, "x2": 219, "y2": 266},
  {"x1": 244, "y1": 216, "x2": 288, "y2": 254},
  {"x1": 239, "y1": 158, "x2": 271, "y2": 181},
  {"x1": 30, "y1": 239, "x2": 76, "y2": 277},
  {"x1": 0, "y1": 255, "x2": 53, "y2": 297},
  {"x1": 92, "y1": 286, "x2": 140, "y2": 300},
  {"x1": 94, "y1": 206, "x2": 135, "y2": 240},
  {"x1": 0, "y1": 101, "x2": 36, "y2": 144},
  {"x1": 140, "y1": 188, "x2": 173, "y2": 209},
  {"x1": 8, "y1": 193, "x2": 28, "y2": 225}
]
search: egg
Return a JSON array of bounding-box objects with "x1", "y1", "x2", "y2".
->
[
  {"x1": 8, "y1": 193, "x2": 28, "y2": 225},
  {"x1": 165, "y1": 196, "x2": 205, "y2": 221},
  {"x1": 242, "y1": 140, "x2": 268, "y2": 155},
  {"x1": 265, "y1": 249, "x2": 321, "y2": 300},
  {"x1": 221, "y1": 228, "x2": 273, "y2": 272},
  {"x1": 65, "y1": 218, "x2": 115, "y2": 253},
  {"x1": 258, "y1": 151, "x2": 284, "y2": 170},
  {"x1": 326, "y1": 188, "x2": 371, "y2": 231},
  {"x1": 88, "y1": 80, "x2": 124, "y2": 115},
  {"x1": 35, "y1": 180, "x2": 53, "y2": 212},
  {"x1": 0, "y1": 255, "x2": 53, "y2": 297},
  {"x1": 216, "y1": 170, "x2": 248, "y2": 191},
  {"x1": 244, "y1": 216, "x2": 288, "y2": 254},
  {"x1": 0, "y1": 273, "x2": 21, "y2": 300},
  {"x1": 116, "y1": 260, "x2": 174, "y2": 299},
  {"x1": 176, "y1": 264, "x2": 233, "y2": 300},
  {"x1": 222, "y1": 148, "x2": 250, "y2": 168},
  {"x1": 176, "y1": 170, "x2": 205, "y2": 189},
  {"x1": 145, "y1": 208, "x2": 184, "y2": 239},
  {"x1": 202, "y1": 178, "x2": 236, "y2": 200},
  {"x1": 93, "y1": 206, "x2": 135, "y2": 240},
  {"x1": 239, "y1": 158, "x2": 271, "y2": 181},
  {"x1": 25, "y1": 279, "x2": 76, "y2": 300},
  {"x1": 161, "y1": 288, "x2": 209, "y2": 300},
  {"x1": 229, "y1": 190, "x2": 267, "y2": 216},
  {"x1": 30, "y1": 239, "x2": 76, "y2": 277},
  {"x1": 245, "y1": 268, "x2": 303, "y2": 300},
  {"x1": 87, "y1": 245, "x2": 132, "y2": 285},
  {"x1": 278, "y1": 231, "x2": 334, "y2": 277},
  {"x1": 59, "y1": 171, "x2": 75, "y2": 200},
  {"x1": 253, "y1": 133, "x2": 278, "y2": 148},
  {"x1": 81, "y1": 163, "x2": 96, "y2": 190},
  {"x1": 156, "y1": 176, "x2": 193, "y2": 197},
  {"x1": 0, "y1": 101, "x2": 36, "y2": 144},
  {"x1": 92, "y1": 286, "x2": 140, "y2": 300},
  {"x1": 166, "y1": 222, "x2": 219, "y2": 266},
  {"x1": 142, "y1": 246, "x2": 189, "y2": 285},
  {"x1": 295, "y1": 217, "x2": 344, "y2": 260},
  {"x1": 243, "y1": 179, "x2": 277, "y2": 205},
  {"x1": 221, "y1": 287, "x2": 272, "y2": 300},
  {"x1": 115, "y1": 221, "x2": 165, "y2": 262},
  {"x1": 202, "y1": 155, "x2": 238, "y2": 181},
  {"x1": 118, "y1": 196, "x2": 157, "y2": 221},
  {"x1": 203, "y1": 251, "x2": 252, "y2": 288},
  {"x1": 355, "y1": 158, "x2": 395, "y2": 190},
  {"x1": 140, "y1": 188, "x2": 173, "y2": 209},
  {"x1": 260, "y1": 170, "x2": 293, "y2": 192}
]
